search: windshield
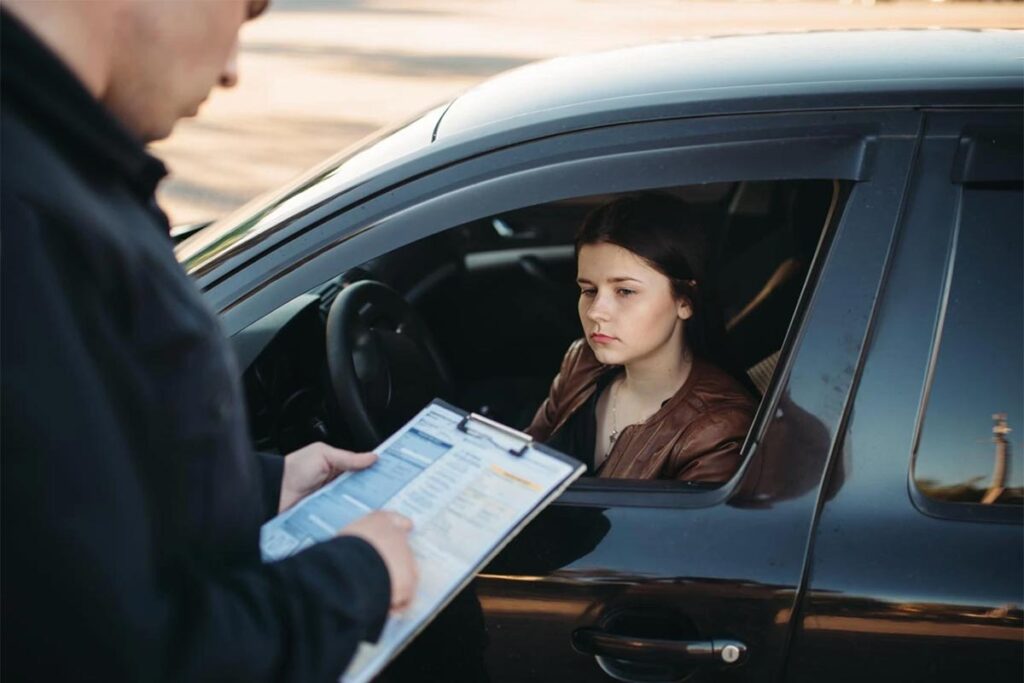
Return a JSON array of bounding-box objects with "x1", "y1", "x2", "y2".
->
[{"x1": 176, "y1": 103, "x2": 448, "y2": 275}]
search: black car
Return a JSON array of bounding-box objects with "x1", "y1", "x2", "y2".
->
[{"x1": 177, "y1": 30, "x2": 1023, "y2": 682}]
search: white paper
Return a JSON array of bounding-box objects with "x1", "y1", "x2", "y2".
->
[{"x1": 259, "y1": 401, "x2": 582, "y2": 683}]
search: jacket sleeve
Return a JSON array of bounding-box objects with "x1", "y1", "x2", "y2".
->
[
  {"x1": 525, "y1": 338, "x2": 588, "y2": 440},
  {"x1": 671, "y1": 405, "x2": 754, "y2": 484},
  {"x1": 0, "y1": 199, "x2": 390, "y2": 683},
  {"x1": 257, "y1": 451, "x2": 285, "y2": 520}
]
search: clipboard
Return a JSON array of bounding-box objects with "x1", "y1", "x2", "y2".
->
[{"x1": 259, "y1": 399, "x2": 585, "y2": 683}]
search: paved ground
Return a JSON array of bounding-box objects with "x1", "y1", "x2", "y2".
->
[{"x1": 151, "y1": 0, "x2": 1024, "y2": 224}]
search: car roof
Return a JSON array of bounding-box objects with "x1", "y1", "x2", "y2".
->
[
  {"x1": 181, "y1": 29, "x2": 1021, "y2": 280},
  {"x1": 434, "y1": 29, "x2": 1023, "y2": 140}
]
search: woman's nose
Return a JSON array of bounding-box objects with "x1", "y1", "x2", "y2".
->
[{"x1": 586, "y1": 292, "x2": 612, "y2": 321}]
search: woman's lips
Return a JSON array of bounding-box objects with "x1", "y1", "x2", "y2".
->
[{"x1": 590, "y1": 333, "x2": 616, "y2": 344}]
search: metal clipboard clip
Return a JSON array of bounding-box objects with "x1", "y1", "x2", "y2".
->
[{"x1": 456, "y1": 412, "x2": 533, "y2": 457}]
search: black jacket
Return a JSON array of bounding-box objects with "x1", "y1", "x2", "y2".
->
[{"x1": 0, "y1": 13, "x2": 389, "y2": 682}]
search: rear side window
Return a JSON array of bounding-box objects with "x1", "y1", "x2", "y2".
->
[{"x1": 913, "y1": 185, "x2": 1023, "y2": 506}]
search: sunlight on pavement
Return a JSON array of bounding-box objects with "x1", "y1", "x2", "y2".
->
[{"x1": 151, "y1": 0, "x2": 1024, "y2": 225}]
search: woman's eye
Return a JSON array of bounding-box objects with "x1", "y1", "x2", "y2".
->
[
  {"x1": 617, "y1": 288, "x2": 636, "y2": 297},
  {"x1": 580, "y1": 289, "x2": 596, "y2": 297}
]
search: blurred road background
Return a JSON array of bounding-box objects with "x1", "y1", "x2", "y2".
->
[{"x1": 152, "y1": 0, "x2": 1023, "y2": 225}]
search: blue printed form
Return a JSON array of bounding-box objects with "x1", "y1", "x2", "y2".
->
[{"x1": 259, "y1": 400, "x2": 584, "y2": 683}]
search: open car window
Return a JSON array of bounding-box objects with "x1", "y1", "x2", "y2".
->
[
  {"x1": 242, "y1": 179, "x2": 845, "y2": 487},
  {"x1": 226, "y1": 109, "x2": 917, "y2": 501}
]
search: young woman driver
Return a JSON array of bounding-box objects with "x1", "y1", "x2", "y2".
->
[{"x1": 526, "y1": 192, "x2": 756, "y2": 482}]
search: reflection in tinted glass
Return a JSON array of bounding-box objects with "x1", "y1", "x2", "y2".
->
[{"x1": 914, "y1": 187, "x2": 1023, "y2": 506}]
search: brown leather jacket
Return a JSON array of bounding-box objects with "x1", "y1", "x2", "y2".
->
[{"x1": 526, "y1": 339, "x2": 757, "y2": 483}]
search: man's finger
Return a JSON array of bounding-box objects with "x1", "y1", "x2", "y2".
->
[
  {"x1": 386, "y1": 512, "x2": 413, "y2": 531},
  {"x1": 323, "y1": 448, "x2": 378, "y2": 472}
]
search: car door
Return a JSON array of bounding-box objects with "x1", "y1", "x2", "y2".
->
[
  {"x1": 205, "y1": 108, "x2": 920, "y2": 681},
  {"x1": 294, "y1": 110, "x2": 915, "y2": 683},
  {"x1": 470, "y1": 128, "x2": 917, "y2": 683},
  {"x1": 782, "y1": 110, "x2": 1023, "y2": 682}
]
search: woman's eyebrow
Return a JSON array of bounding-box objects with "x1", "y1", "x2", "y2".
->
[{"x1": 576, "y1": 276, "x2": 644, "y2": 284}]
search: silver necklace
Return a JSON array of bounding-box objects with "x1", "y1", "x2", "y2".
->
[
  {"x1": 607, "y1": 378, "x2": 622, "y2": 456},
  {"x1": 607, "y1": 357, "x2": 691, "y2": 457}
]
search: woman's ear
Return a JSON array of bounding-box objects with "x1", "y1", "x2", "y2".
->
[{"x1": 677, "y1": 297, "x2": 694, "y2": 321}]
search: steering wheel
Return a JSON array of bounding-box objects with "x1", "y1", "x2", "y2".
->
[{"x1": 325, "y1": 279, "x2": 453, "y2": 450}]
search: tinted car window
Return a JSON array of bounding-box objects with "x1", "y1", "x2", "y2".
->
[{"x1": 914, "y1": 185, "x2": 1023, "y2": 506}]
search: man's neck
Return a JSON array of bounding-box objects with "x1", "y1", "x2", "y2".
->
[{"x1": 2, "y1": 0, "x2": 116, "y2": 98}]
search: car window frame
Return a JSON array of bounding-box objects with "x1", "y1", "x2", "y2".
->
[
  {"x1": 907, "y1": 110, "x2": 1023, "y2": 525},
  {"x1": 216, "y1": 109, "x2": 921, "y2": 508},
  {"x1": 215, "y1": 111, "x2": 885, "y2": 328}
]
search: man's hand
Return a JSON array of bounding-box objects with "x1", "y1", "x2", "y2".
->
[
  {"x1": 279, "y1": 444, "x2": 418, "y2": 610},
  {"x1": 340, "y1": 511, "x2": 418, "y2": 611},
  {"x1": 279, "y1": 442, "x2": 377, "y2": 513}
]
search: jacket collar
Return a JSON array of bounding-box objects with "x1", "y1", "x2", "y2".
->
[
  {"x1": 548, "y1": 351, "x2": 708, "y2": 442},
  {"x1": 1, "y1": 9, "x2": 168, "y2": 199}
]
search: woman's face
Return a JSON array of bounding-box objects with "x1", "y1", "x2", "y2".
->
[{"x1": 577, "y1": 242, "x2": 693, "y2": 367}]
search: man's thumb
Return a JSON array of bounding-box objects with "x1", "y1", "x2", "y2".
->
[{"x1": 327, "y1": 448, "x2": 378, "y2": 472}]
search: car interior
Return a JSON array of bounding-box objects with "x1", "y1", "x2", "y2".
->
[{"x1": 240, "y1": 178, "x2": 844, "y2": 480}]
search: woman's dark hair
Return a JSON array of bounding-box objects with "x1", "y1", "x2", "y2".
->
[{"x1": 575, "y1": 191, "x2": 729, "y2": 366}]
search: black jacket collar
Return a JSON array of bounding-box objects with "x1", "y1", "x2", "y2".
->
[{"x1": 1, "y1": 9, "x2": 167, "y2": 199}]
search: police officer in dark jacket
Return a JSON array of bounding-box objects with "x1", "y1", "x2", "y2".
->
[{"x1": 0, "y1": 1, "x2": 417, "y2": 680}]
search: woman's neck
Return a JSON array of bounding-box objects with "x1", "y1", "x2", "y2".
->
[{"x1": 621, "y1": 342, "x2": 694, "y2": 402}]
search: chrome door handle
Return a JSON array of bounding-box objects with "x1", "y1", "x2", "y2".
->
[{"x1": 571, "y1": 627, "x2": 747, "y2": 665}]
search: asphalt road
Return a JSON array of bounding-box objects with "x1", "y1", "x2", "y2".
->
[{"x1": 151, "y1": 0, "x2": 1023, "y2": 225}]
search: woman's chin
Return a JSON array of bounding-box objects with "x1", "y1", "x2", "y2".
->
[{"x1": 589, "y1": 344, "x2": 625, "y2": 366}]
